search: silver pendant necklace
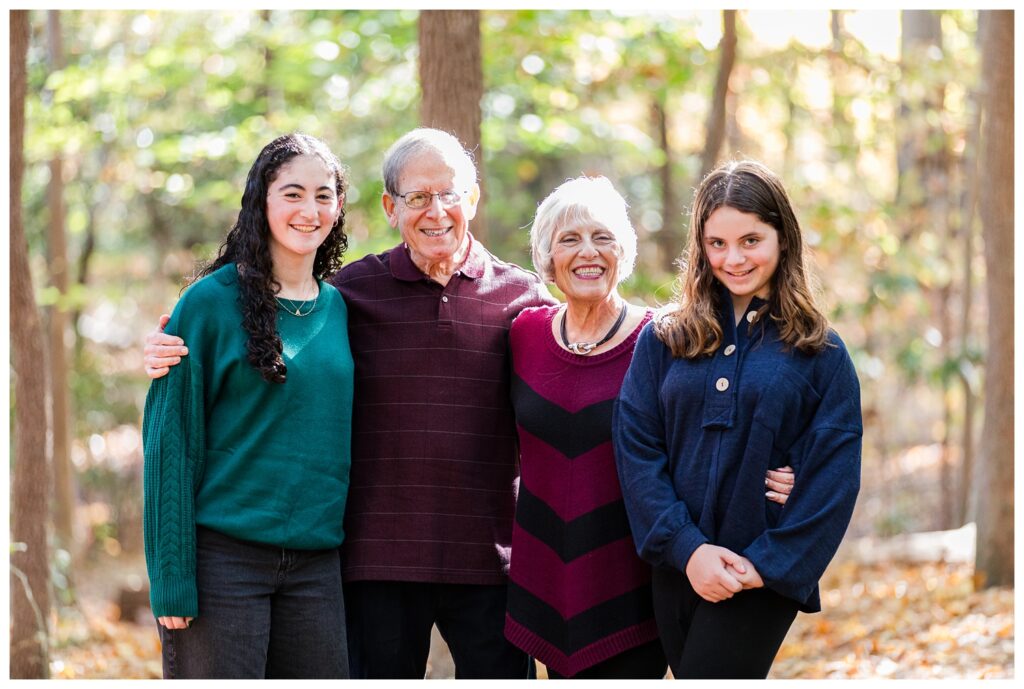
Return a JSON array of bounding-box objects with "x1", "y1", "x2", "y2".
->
[{"x1": 560, "y1": 303, "x2": 628, "y2": 355}]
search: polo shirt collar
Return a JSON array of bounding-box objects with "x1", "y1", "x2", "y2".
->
[{"x1": 390, "y1": 233, "x2": 487, "y2": 282}]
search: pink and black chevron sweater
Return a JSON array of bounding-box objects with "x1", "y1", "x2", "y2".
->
[{"x1": 504, "y1": 305, "x2": 658, "y2": 677}]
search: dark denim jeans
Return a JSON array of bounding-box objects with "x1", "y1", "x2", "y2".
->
[
  {"x1": 344, "y1": 580, "x2": 533, "y2": 679},
  {"x1": 158, "y1": 526, "x2": 348, "y2": 679}
]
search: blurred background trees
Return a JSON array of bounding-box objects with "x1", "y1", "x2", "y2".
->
[{"x1": 8, "y1": 9, "x2": 1013, "y2": 678}]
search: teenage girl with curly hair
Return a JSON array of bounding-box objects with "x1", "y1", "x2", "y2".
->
[{"x1": 143, "y1": 133, "x2": 354, "y2": 678}]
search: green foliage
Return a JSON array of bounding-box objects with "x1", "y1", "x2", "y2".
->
[{"x1": 18, "y1": 9, "x2": 988, "y2": 546}]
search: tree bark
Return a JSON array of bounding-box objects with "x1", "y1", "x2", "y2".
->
[
  {"x1": 652, "y1": 98, "x2": 680, "y2": 272},
  {"x1": 46, "y1": 9, "x2": 75, "y2": 549},
  {"x1": 899, "y1": 10, "x2": 955, "y2": 529},
  {"x1": 10, "y1": 8, "x2": 53, "y2": 678},
  {"x1": 896, "y1": 10, "x2": 944, "y2": 208},
  {"x1": 418, "y1": 10, "x2": 487, "y2": 242},
  {"x1": 697, "y1": 9, "x2": 736, "y2": 181},
  {"x1": 973, "y1": 9, "x2": 1013, "y2": 589},
  {"x1": 259, "y1": 10, "x2": 280, "y2": 118},
  {"x1": 955, "y1": 32, "x2": 983, "y2": 525}
]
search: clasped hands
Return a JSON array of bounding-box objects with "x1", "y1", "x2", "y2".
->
[{"x1": 685, "y1": 543, "x2": 764, "y2": 603}]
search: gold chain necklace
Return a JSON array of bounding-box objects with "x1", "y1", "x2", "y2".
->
[{"x1": 275, "y1": 283, "x2": 319, "y2": 317}]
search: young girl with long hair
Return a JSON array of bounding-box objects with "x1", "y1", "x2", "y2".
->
[
  {"x1": 143, "y1": 133, "x2": 354, "y2": 678},
  {"x1": 613, "y1": 160, "x2": 861, "y2": 678}
]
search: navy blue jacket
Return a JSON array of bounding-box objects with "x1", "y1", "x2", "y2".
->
[{"x1": 612, "y1": 296, "x2": 861, "y2": 612}]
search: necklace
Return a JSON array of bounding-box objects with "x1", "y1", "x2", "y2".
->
[
  {"x1": 275, "y1": 283, "x2": 319, "y2": 317},
  {"x1": 560, "y1": 302, "x2": 628, "y2": 355}
]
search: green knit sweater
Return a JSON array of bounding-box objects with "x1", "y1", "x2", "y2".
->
[{"x1": 142, "y1": 263, "x2": 353, "y2": 618}]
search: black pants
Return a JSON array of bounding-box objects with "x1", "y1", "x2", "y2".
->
[
  {"x1": 652, "y1": 566, "x2": 799, "y2": 679},
  {"x1": 546, "y1": 639, "x2": 667, "y2": 679},
  {"x1": 344, "y1": 580, "x2": 533, "y2": 679}
]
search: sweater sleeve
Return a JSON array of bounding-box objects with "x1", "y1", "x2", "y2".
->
[
  {"x1": 743, "y1": 344, "x2": 862, "y2": 605},
  {"x1": 142, "y1": 309, "x2": 206, "y2": 619},
  {"x1": 613, "y1": 326, "x2": 708, "y2": 572}
]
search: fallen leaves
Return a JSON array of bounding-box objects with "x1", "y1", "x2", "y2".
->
[
  {"x1": 46, "y1": 559, "x2": 1012, "y2": 678},
  {"x1": 771, "y1": 561, "x2": 1014, "y2": 679},
  {"x1": 50, "y1": 597, "x2": 162, "y2": 679}
]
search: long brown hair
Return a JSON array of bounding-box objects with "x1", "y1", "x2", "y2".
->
[{"x1": 655, "y1": 160, "x2": 829, "y2": 358}]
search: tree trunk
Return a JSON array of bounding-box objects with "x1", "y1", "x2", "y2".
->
[
  {"x1": 72, "y1": 197, "x2": 97, "y2": 356},
  {"x1": 899, "y1": 10, "x2": 956, "y2": 529},
  {"x1": 937, "y1": 282, "x2": 954, "y2": 529},
  {"x1": 652, "y1": 98, "x2": 680, "y2": 272},
  {"x1": 46, "y1": 9, "x2": 75, "y2": 550},
  {"x1": 955, "y1": 43, "x2": 983, "y2": 526},
  {"x1": 896, "y1": 10, "x2": 944, "y2": 208},
  {"x1": 418, "y1": 10, "x2": 486, "y2": 242},
  {"x1": 973, "y1": 9, "x2": 1013, "y2": 590},
  {"x1": 10, "y1": 9, "x2": 53, "y2": 678},
  {"x1": 259, "y1": 10, "x2": 281, "y2": 118},
  {"x1": 697, "y1": 9, "x2": 736, "y2": 181}
]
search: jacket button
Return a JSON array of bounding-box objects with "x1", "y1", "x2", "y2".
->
[
  {"x1": 716, "y1": 377, "x2": 729, "y2": 391},
  {"x1": 746, "y1": 310, "x2": 757, "y2": 323},
  {"x1": 724, "y1": 344, "x2": 736, "y2": 356}
]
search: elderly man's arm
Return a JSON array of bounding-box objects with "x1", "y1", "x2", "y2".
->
[{"x1": 143, "y1": 314, "x2": 189, "y2": 379}]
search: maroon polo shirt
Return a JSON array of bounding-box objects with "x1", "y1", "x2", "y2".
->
[{"x1": 330, "y1": 235, "x2": 556, "y2": 584}]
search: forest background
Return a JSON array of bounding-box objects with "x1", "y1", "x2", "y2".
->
[{"x1": 7, "y1": 8, "x2": 1015, "y2": 679}]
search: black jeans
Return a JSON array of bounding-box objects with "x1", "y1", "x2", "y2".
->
[
  {"x1": 651, "y1": 565, "x2": 798, "y2": 679},
  {"x1": 158, "y1": 526, "x2": 348, "y2": 679},
  {"x1": 344, "y1": 580, "x2": 533, "y2": 679},
  {"x1": 545, "y1": 639, "x2": 668, "y2": 679}
]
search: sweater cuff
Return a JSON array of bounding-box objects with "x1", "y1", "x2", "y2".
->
[
  {"x1": 743, "y1": 540, "x2": 814, "y2": 605},
  {"x1": 667, "y1": 523, "x2": 709, "y2": 573},
  {"x1": 150, "y1": 575, "x2": 198, "y2": 619}
]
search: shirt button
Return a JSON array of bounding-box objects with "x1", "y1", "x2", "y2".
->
[
  {"x1": 716, "y1": 377, "x2": 730, "y2": 392},
  {"x1": 441, "y1": 296, "x2": 449, "y2": 303},
  {"x1": 724, "y1": 344, "x2": 736, "y2": 356},
  {"x1": 746, "y1": 310, "x2": 757, "y2": 323},
  {"x1": 454, "y1": 270, "x2": 461, "y2": 276}
]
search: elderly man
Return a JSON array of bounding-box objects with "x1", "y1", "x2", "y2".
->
[{"x1": 143, "y1": 128, "x2": 555, "y2": 678}]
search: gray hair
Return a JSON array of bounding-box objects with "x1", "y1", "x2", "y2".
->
[
  {"x1": 382, "y1": 128, "x2": 478, "y2": 196},
  {"x1": 529, "y1": 176, "x2": 638, "y2": 284}
]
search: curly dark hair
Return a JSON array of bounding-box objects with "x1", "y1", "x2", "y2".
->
[{"x1": 195, "y1": 133, "x2": 349, "y2": 383}]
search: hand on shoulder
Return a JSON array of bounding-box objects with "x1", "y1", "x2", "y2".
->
[{"x1": 144, "y1": 314, "x2": 187, "y2": 379}]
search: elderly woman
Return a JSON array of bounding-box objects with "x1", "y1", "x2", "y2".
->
[{"x1": 503, "y1": 177, "x2": 792, "y2": 679}]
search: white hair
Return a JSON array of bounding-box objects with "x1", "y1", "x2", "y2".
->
[
  {"x1": 382, "y1": 128, "x2": 477, "y2": 196},
  {"x1": 529, "y1": 176, "x2": 638, "y2": 284}
]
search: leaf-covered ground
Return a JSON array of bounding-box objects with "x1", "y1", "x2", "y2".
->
[
  {"x1": 770, "y1": 561, "x2": 1013, "y2": 679},
  {"x1": 49, "y1": 559, "x2": 1012, "y2": 679}
]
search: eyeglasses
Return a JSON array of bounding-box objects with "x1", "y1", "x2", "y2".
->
[{"x1": 394, "y1": 190, "x2": 462, "y2": 209}]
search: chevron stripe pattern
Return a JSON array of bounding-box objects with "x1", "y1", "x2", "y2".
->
[{"x1": 504, "y1": 306, "x2": 658, "y2": 677}]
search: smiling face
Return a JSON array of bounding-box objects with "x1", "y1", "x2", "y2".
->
[
  {"x1": 381, "y1": 150, "x2": 479, "y2": 277},
  {"x1": 703, "y1": 205, "x2": 780, "y2": 314},
  {"x1": 265, "y1": 154, "x2": 341, "y2": 264},
  {"x1": 551, "y1": 222, "x2": 621, "y2": 305}
]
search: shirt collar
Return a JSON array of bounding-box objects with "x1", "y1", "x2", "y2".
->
[
  {"x1": 389, "y1": 233, "x2": 486, "y2": 282},
  {"x1": 716, "y1": 282, "x2": 769, "y2": 323}
]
